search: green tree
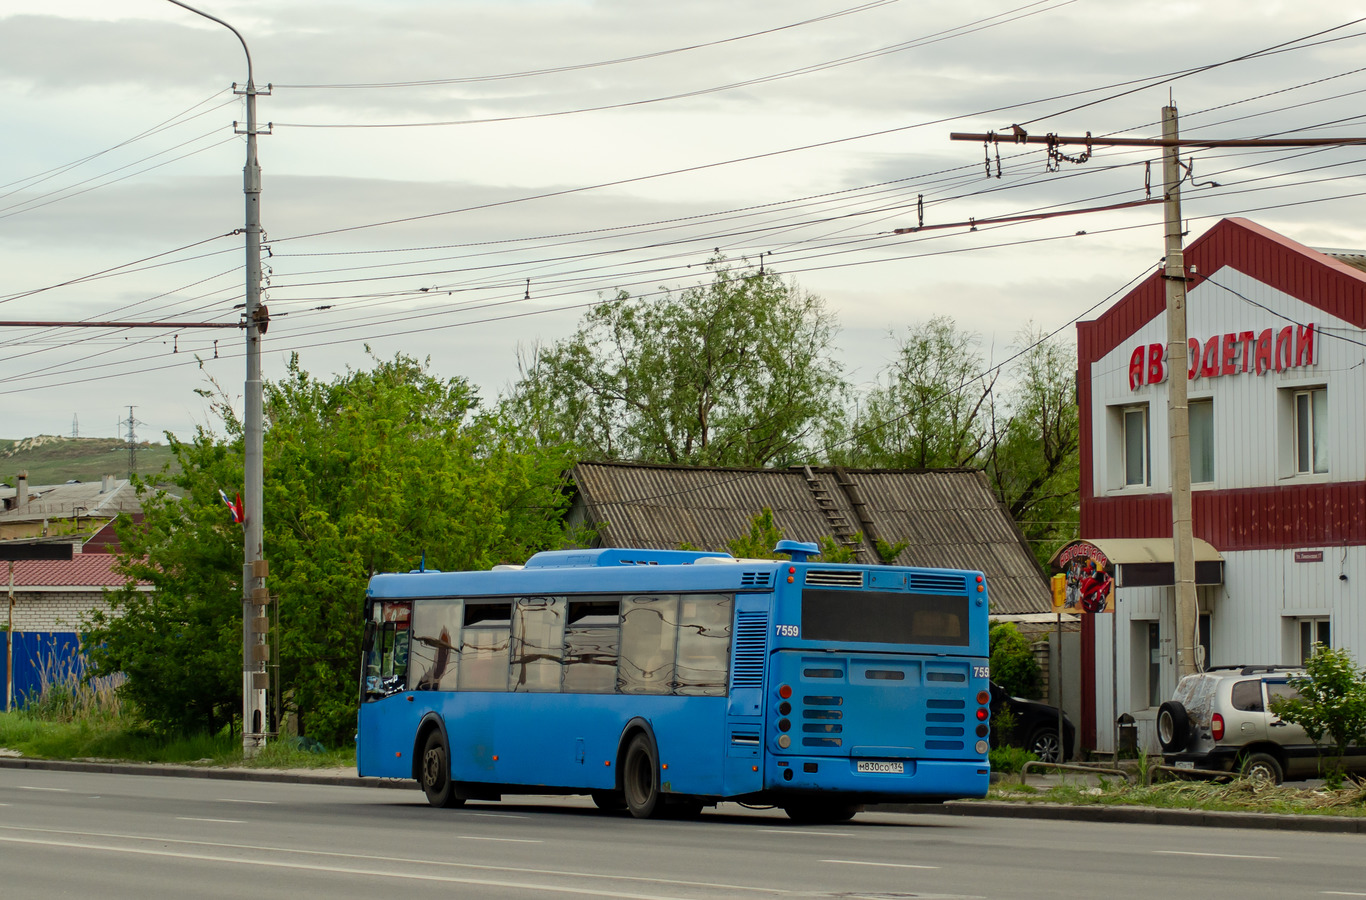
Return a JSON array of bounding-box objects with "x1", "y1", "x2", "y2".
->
[
  {"x1": 87, "y1": 352, "x2": 575, "y2": 745},
  {"x1": 989, "y1": 621, "x2": 1041, "y2": 700},
  {"x1": 831, "y1": 316, "x2": 995, "y2": 469},
  {"x1": 726, "y1": 508, "x2": 787, "y2": 559},
  {"x1": 505, "y1": 258, "x2": 845, "y2": 467},
  {"x1": 1269, "y1": 645, "x2": 1366, "y2": 784},
  {"x1": 986, "y1": 327, "x2": 1080, "y2": 568}
]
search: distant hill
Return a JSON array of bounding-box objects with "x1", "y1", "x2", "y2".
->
[{"x1": 0, "y1": 435, "x2": 179, "y2": 486}]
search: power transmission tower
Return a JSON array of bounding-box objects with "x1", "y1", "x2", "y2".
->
[
  {"x1": 118, "y1": 406, "x2": 140, "y2": 479},
  {"x1": 71, "y1": 415, "x2": 79, "y2": 439}
]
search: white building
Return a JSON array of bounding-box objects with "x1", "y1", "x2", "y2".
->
[{"x1": 1071, "y1": 217, "x2": 1366, "y2": 753}]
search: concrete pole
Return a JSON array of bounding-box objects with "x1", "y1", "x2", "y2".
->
[
  {"x1": 1161, "y1": 105, "x2": 1200, "y2": 679},
  {"x1": 6, "y1": 561, "x2": 14, "y2": 713},
  {"x1": 165, "y1": 0, "x2": 269, "y2": 756}
]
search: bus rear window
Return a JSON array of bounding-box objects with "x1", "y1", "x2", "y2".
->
[{"x1": 801, "y1": 589, "x2": 969, "y2": 646}]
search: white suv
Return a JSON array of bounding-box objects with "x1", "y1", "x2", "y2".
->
[{"x1": 1157, "y1": 665, "x2": 1366, "y2": 784}]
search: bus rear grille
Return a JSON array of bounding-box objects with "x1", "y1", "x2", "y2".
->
[
  {"x1": 804, "y1": 570, "x2": 863, "y2": 587},
  {"x1": 909, "y1": 572, "x2": 967, "y2": 593},
  {"x1": 741, "y1": 571, "x2": 772, "y2": 587},
  {"x1": 731, "y1": 611, "x2": 768, "y2": 689}
]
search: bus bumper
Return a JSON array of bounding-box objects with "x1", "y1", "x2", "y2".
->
[{"x1": 766, "y1": 755, "x2": 989, "y2": 801}]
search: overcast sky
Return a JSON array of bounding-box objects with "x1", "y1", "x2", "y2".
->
[{"x1": 3, "y1": 0, "x2": 1365, "y2": 448}]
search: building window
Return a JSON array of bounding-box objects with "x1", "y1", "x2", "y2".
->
[
  {"x1": 1131, "y1": 620, "x2": 1162, "y2": 709},
  {"x1": 1124, "y1": 405, "x2": 1150, "y2": 487},
  {"x1": 1146, "y1": 622, "x2": 1161, "y2": 708},
  {"x1": 1189, "y1": 399, "x2": 1214, "y2": 484},
  {"x1": 1297, "y1": 617, "x2": 1330, "y2": 663},
  {"x1": 1293, "y1": 388, "x2": 1328, "y2": 474},
  {"x1": 1199, "y1": 612, "x2": 1212, "y2": 670}
]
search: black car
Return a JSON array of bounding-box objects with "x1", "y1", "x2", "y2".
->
[{"x1": 989, "y1": 682, "x2": 1076, "y2": 763}]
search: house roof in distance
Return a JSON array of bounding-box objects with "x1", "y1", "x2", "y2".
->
[
  {"x1": 3, "y1": 552, "x2": 147, "y2": 588},
  {"x1": 569, "y1": 460, "x2": 1050, "y2": 615}
]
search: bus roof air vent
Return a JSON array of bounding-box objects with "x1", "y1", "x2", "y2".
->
[
  {"x1": 805, "y1": 569, "x2": 864, "y2": 588},
  {"x1": 740, "y1": 571, "x2": 772, "y2": 587}
]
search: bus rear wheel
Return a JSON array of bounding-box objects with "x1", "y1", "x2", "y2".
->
[
  {"x1": 783, "y1": 801, "x2": 860, "y2": 823},
  {"x1": 420, "y1": 731, "x2": 465, "y2": 809},
  {"x1": 622, "y1": 734, "x2": 664, "y2": 819}
]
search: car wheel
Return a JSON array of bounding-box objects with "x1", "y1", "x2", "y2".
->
[
  {"x1": 1157, "y1": 701, "x2": 1190, "y2": 752},
  {"x1": 1240, "y1": 751, "x2": 1283, "y2": 785},
  {"x1": 1028, "y1": 727, "x2": 1063, "y2": 764}
]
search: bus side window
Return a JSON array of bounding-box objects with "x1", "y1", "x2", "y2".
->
[
  {"x1": 619, "y1": 595, "x2": 679, "y2": 695},
  {"x1": 510, "y1": 597, "x2": 566, "y2": 692},
  {"x1": 411, "y1": 599, "x2": 462, "y2": 692},
  {"x1": 459, "y1": 602, "x2": 513, "y2": 691},
  {"x1": 563, "y1": 599, "x2": 620, "y2": 694},
  {"x1": 674, "y1": 594, "x2": 733, "y2": 696}
]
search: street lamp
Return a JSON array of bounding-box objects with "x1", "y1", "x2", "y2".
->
[{"x1": 165, "y1": 0, "x2": 270, "y2": 757}]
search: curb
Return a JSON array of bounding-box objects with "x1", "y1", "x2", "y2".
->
[
  {"x1": 0, "y1": 756, "x2": 413, "y2": 791},
  {"x1": 3, "y1": 757, "x2": 1360, "y2": 832},
  {"x1": 874, "y1": 800, "x2": 1365, "y2": 834}
]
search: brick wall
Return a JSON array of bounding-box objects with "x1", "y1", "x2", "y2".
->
[{"x1": 7, "y1": 591, "x2": 112, "y2": 632}]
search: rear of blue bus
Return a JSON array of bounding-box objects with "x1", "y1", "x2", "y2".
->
[{"x1": 759, "y1": 562, "x2": 991, "y2": 804}]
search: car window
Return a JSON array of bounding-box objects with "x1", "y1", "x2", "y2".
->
[
  {"x1": 1230, "y1": 679, "x2": 1264, "y2": 712},
  {"x1": 1266, "y1": 681, "x2": 1301, "y2": 704}
]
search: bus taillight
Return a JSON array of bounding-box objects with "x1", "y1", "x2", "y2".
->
[
  {"x1": 976, "y1": 690, "x2": 990, "y2": 705},
  {"x1": 976, "y1": 708, "x2": 988, "y2": 721},
  {"x1": 778, "y1": 684, "x2": 792, "y2": 699}
]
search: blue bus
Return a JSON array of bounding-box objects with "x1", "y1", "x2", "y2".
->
[{"x1": 357, "y1": 540, "x2": 992, "y2": 822}]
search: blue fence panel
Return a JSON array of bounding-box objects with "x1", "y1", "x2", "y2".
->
[{"x1": 2, "y1": 631, "x2": 86, "y2": 710}]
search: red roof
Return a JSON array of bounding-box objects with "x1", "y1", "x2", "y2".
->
[
  {"x1": 5, "y1": 554, "x2": 148, "y2": 588},
  {"x1": 1078, "y1": 217, "x2": 1366, "y2": 365}
]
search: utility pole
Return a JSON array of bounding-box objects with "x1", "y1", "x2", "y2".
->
[
  {"x1": 166, "y1": 0, "x2": 271, "y2": 756},
  {"x1": 1160, "y1": 106, "x2": 1199, "y2": 680},
  {"x1": 948, "y1": 117, "x2": 1366, "y2": 681}
]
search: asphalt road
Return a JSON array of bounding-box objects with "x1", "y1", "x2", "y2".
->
[{"x1": 1, "y1": 768, "x2": 1362, "y2": 899}]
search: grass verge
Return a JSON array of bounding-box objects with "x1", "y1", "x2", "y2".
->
[
  {"x1": 0, "y1": 712, "x2": 355, "y2": 770},
  {"x1": 988, "y1": 775, "x2": 1366, "y2": 817}
]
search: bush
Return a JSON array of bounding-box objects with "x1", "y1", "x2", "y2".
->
[
  {"x1": 990, "y1": 621, "x2": 1042, "y2": 699},
  {"x1": 990, "y1": 745, "x2": 1038, "y2": 774}
]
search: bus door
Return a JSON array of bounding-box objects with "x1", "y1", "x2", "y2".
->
[{"x1": 358, "y1": 599, "x2": 412, "y2": 777}]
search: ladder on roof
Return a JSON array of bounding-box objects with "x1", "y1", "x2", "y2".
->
[{"x1": 801, "y1": 465, "x2": 867, "y2": 560}]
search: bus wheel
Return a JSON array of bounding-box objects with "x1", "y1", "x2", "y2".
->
[
  {"x1": 420, "y1": 731, "x2": 465, "y2": 808},
  {"x1": 783, "y1": 801, "x2": 859, "y2": 823},
  {"x1": 622, "y1": 734, "x2": 664, "y2": 819},
  {"x1": 591, "y1": 791, "x2": 626, "y2": 813}
]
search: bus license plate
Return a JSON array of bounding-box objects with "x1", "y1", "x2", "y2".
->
[{"x1": 857, "y1": 761, "x2": 904, "y2": 774}]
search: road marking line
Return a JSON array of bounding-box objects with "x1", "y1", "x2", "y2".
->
[
  {"x1": 1154, "y1": 850, "x2": 1279, "y2": 860},
  {"x1": 0, "y1": 834, "x2": 764, "y2": 899},
  {"x1": 466, "y1": 812, "x2": 528, "y2": 819},
  {"x1": 18, "y1": 786, "x2": 69, "y2": 792},
  {"x1": 175, "y1": 817, "x2": 247, "y2": 824},
  {"x1": 0, "y1": 824, "x2": 787, "y2": 894},
  {"x1": 457, "y1": 836, "x2": 541, "y2": 844},
  {"x1": 822, "y1": 859, "x2": 938, "y2": 870},
  {"x1": 760, "y1": 829, "x2": 854, "y2": 837},
  {"x1": 1322, "y1": 893, "x2": 1366, "y2": 896},
  {"x1": 217, "y1": 799, "x2": 275, "y2": 804}
]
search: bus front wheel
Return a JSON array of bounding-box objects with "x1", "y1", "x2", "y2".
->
[
  {"x1": 420, "y1": 731, "x2": 465, "y2": 809},
  {"x1": 622, "y1": 734, "x2": 664, "y2": 819}
]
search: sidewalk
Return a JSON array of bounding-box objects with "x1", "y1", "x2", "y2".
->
[{"x1": 2, "y1": 756, "x2": 1362, "y2": 833}]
